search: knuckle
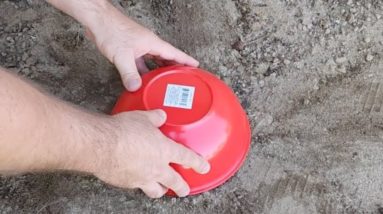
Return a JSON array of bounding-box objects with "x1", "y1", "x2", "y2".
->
[
  {"x1": 149, "y1": 192, "x2": 162, "y2": 199},
  {"x1": 131, "y1": 110, "x2": 146, "y2": 119},
  {"x1": 148, "y1": 31, "x2": 160, "y2": 40},
  {"x1": 129, "y1": 111, "x2": 153, "y2": 124},
  {"x1": 162, "y1": 141, "x2": 179, "y2": 157},
  {"x1": 166, "y1": 173, "x2": 179, "y2": 186},
  {"x1": 161, "y1": 170, "x2": 176, "y2": 184},
  {"x1": 184, "y1": 150, "x2": 199, "y2": 165},
  {"x1": 167, "y1": 172, "x2": 187, "y2": 193},
  {"x1": 173, "y1": 143, "x2": 188, "y2": 155},
  {"x1": 196, "y1": 156, "x2": 206, "y2": 168},
  {"x1": 141, "y1": 186, "x2": 162, "y2": 199},
  {"x1": 152, "y1": 189, "x2": 165, "y2": 199},
  {"x1": 172, "y1": 180, "x2": 186, "y2": 193},
  {"x1": 127, "y1": 182, "x2": 138, "y2": 189},
  {"x1": 146, "y1": 191, "x2": 160, "y2": 199},
  {"x1": 121, "y1": 70, "x2": 139, "y2": 79},
  {"x1": 152, "y1": 170, "x2": 163, "y2": 179}
]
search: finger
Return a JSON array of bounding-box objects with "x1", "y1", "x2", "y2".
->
[
  {"x1": 152, "y1": 56, "x2": 177, "y2": 67},
  {"x1": 142, "y1": 109, "x2": 167, "y2": 127},
  {"x1": 143, "y1": 55, "x2": 159, "y2": 70},
  {"x1": 136, "y1": 57, "x2": 149, "y2": 74},
  {"x1": 149, "y1": 40, "x2": 199, "y2": 67},
  {"x1": 113, "y1": 50, "x2": 142, "y2": 91},
  {"x1": 159, "y1": 166, "x2": 190, "y2": 197},
  {"x1": 167, "y1": 141, "x2": 210, "y2": 174},
  {"x1": 153, "y1": 57, "x2": 165, "y2": 67},
  {"x1": 162, "y1": 60, "x2": 177, "y2": 66},
  {"x1": 140, "y1": 183, "x2": 168, "y2": 199}
]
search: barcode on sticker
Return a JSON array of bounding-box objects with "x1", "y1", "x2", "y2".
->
[{"x1": 163, "y1": 84, "x2": 195, "y2": 109}]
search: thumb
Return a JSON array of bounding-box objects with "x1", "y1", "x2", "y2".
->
[
  {"x1": 113, "y1": 50, "x2": 142, "y2": 91},
  {"x1": 142, "y1": 109, "x2": 167, "y2": 127}
]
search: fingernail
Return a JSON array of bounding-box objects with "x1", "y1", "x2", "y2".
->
[
  {"x1": 179, "y1": 192, "x2": 188, "y2": 197},
  {"x1": 200, "y1": 161, "x2": 211, "y2": 174},
  {"x1": 179, "y1": 188, "x2": 190, "y2": 197},
  {"x1": 157, "y1": 109, "x2": 167, "y2": 120},
  {"x1": 192, "y1": 59, "x2": 200, "y2": 67},
  {"x1": 127, "y1": 78, "x2": 141, "y2": 91}
]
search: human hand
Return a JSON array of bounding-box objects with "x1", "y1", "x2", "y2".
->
[
  {"x1": 0, "y1": 66, "x2": 208, "y2": 198},
  {"x1": 85, "y1": 4, "x2": 199, "y2": 91},
  {"x1": 46, "y1": 0, "x2": 198, "y2": 91},
  {"x1": 93, "y1": 110, "x2": 210, "y2": 198}
]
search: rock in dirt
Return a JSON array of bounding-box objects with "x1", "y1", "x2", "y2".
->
[
  {"x1": 366, "y1": 54, "x2": 374, "y2": 62},
  {"x1": 255, "y1": 114, "x2": 273, "y2": 133}
]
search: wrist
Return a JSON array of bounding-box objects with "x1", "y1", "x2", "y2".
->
[
  {"x1": 84, "y1": 2, "x2": 131, "y2": 44},
  {"x1": 46, "y1": 0, "x2": 112, "y2": 35},
  {"x1": 75, "y1": 0, "x2": 114, "y2": 33},
  {"x1": 49, "y1": 105, "x2": 113, "y2": 175}
]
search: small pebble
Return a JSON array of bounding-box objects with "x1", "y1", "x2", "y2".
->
[
  {"x1": 26, "y1": 57, "x2": 37, "y2": 66},
  {"x1": 283, "y1": 59, "x2": 291, "y2": 65},
  {"x1": 338, "y1": 65, "x2": 347, "y2": 73},
  {"x1": 21, "y1": 53, "x2": 28, "y2": 61},
  {"x1": 255, "y1": 114, "x2": 273, "y2": 132},
  {"x1": 366, "y1": 54, "x2": 374, "y2": 62},
  {"x1": 255, "y1": 63, "x2": 269, "y2": 75},
  {"x1": 30, "y1": 66, "x2": 37, "y2": 72},
  {"x1": 171, "y1": 198, "x2": 177, "y2": 204},
  {"x1": 304, "y1": 99, "x2": 310, "y2": 105},
  {"x1": 21, "y1": 68, "x2": 31, "y2": 75},
  {"x1": 259, "y1": 80, "x2": 265, "y2": 87},
  {"x1": 335, "y1": 57, "x2": 347, "y2": 64}
]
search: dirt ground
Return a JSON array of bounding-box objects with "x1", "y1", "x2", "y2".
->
[{"x1": 1, "y1": 0, "x2": 383, "y2": 213}]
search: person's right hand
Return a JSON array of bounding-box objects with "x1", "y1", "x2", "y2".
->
[{"x1": 93, "y1": 110, "x2": 210, "y2": 198}]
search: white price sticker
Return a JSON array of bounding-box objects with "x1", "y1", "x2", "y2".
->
[{"x1": 163, "y1": 84, "x2": 195, "y2": 109}]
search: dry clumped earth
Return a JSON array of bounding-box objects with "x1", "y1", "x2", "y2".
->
[{"x1": 1, "y1": 0, "x2": 383, "y2": 213}]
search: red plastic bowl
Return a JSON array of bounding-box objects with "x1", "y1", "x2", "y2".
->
[{"x1": 112, "y1": 65, "x2": 251, "y2": 195}]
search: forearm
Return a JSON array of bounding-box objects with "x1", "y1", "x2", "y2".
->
[
  {"x1": 46, "y1": 0, "x2": 109, "y2": 28},
  {"x1": 0, "y1": 68, "x2": 105, "y2": 174},
  {"x1": 45, "y1": 0, "x2": 134, "y2": 38}
]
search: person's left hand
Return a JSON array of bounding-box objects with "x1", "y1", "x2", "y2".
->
[{"x1": 85, "y1": 5, "x2": 199, "y2": 91}]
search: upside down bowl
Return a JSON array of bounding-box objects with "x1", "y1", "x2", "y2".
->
[{"x1": 112, "y1": 65, "x2": 251, "y2": 195}]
